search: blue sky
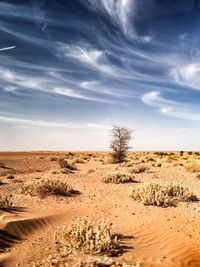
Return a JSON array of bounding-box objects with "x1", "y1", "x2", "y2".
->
[{"x1": 1, "y1": 0, "x2": 200, "y2": 151}]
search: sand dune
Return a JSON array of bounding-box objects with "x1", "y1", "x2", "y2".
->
[{"x1": 122, "y1": 223, "x2": 200, "y2": 267}]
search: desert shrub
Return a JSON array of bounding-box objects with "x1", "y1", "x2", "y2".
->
[
  {"x1": 55, "y1": 219, "x2": 118, "y2": 256},
  {"x1": 129, "y1": 164, "x2": 150, "y2": 174},
  {"x1": 185, "y1": 161, "x2": 200, "y2": 172},
  {"x1": 33, "y1": 255, "x2": 141, "y2": 267},
  {"x1": 154, "y1": 152, "x2": 168, "y2": 157},
  {"x1": 6, "y1": 174, "x2": 15, "y2": 179},
  {"x1": 58, "y1": 158, "x2": 77, "y2": 170},
  {"x1": 21, "y1": 179, "x2": 76, "y2": 198},
  {"x1": 0, "y1": 162, "x2": 6, "y2": 168},
  {"x1": 75, "y1": 260, "x2": 141, "y2": 267},
  {"x1": 60, "y1": 168, "x2": 72, "y2": 174},
  {"x1": 65, "y1": 152, "x2": 74, "y2": 158},
  {"x1": 129, "y1": 183, "x2": 197, "y2": 207},
  {"x1": 51, "y1": 170, "x2": 59, "y2": 174},
  {"x1": 0, "y1": 192, "x2": 12, "y2": 208},
  {"x1": 73, "y1": 158, "x2": 85, "y2": 164},
  {"x1": 50, "y1": 157, "x2": 58, "y2": 161},
  {"x1": 156, "y1": 163, "x2": 162, "y2": 167},
  {"x1": 102, "y1": 172, "x2": 136, "y2": 184},
  {"x1": 87, "y1": 169, "x2": 95, "y2": 173}
]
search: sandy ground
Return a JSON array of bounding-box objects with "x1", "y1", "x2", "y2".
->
[{"x1": 0, "y1": 151, "x2": 200, "y2": 266}]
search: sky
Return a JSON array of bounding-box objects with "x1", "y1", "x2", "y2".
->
[{"x1": 0, "y1": 0, "x2": 200, "y2": 151}]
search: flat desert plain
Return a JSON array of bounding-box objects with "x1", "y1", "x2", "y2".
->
[{"x1": 0, "y1": 151, "x2": 200, "y2": 267}]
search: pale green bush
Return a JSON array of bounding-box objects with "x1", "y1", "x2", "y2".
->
[
  {"x1": 129, "y1": 164, "x2": 150, "y2": 174},
  {"x1": 129, "y1": 183, "x2": 197, "y2": 207},
  {"x1": 55, "y1": 219, "x2": 118, "y2": 256},
  {"x1": 21, "y1": 179, "x2": 75, "y2": 198},
  {"x1": 102, "y1": 172, "x2": 136, "y2": 184}
]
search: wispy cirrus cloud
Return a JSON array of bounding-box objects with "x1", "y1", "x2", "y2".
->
[
  {"x1": 0, "y1": 46, "x2": 16, "y2": 52},
  {"x1": 141, "y1": 91, "x2": 200, "y2": 121},
  {"x1": 0, "y1": 114, "x2": 111, "y2": 129},
  {"x1": 170, "y1": 62, "x2": 200, "y2": 91},
  {"x1": 84, "y1": 0, "x2": 136, "y2": 37},
  {"x1": 1, "y1": 0, "x2": 200, "y2": 150}
]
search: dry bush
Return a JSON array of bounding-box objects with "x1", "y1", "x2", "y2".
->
[
  {"x1": 50, "y1": 157, "x2": 58, "y2": 161},
  {"x1": 155, "y1": 162, "x2": 162, "y2": 167},
  {"x1": 75, "y1": 260, "x2": 141, "y2": 267},
  {"x1": 73, "y1": 158, "x2": 85, "y2": 164},
  {"x1": 6, "y1": 174, "x2": 15, "y2": 179},
  {"x1": 21, "y1": 179, "x2": 76, "y2": 198},
  {"x1": 0, "y1": 192, "x2": 12, "y2": 208},
  {"x1": 55, "y1": 219, "x2": 118, "y2": 256},
  {"x1": 154, "y1": 152, "x2": 168, "y2": 158},
  {"x1": 129, "y1": 164, "x2": 150, "y2": 174},
  {"x1": 33, "y1": 255, "x2": 141, "y2": 267},
  {"x1": 129, "y1": 183, "x2": 197, "y2": 207},
  {"x1": 32, "y1": 219, "x2": 141, "y2": 267},
  {"x1": 0, "y1": 162, "x2": 6, "y2": 168},
  {"x1": 87, "y1": 169, "x2": 95, "y2": 173},
  {"x1": 58, "y1": 158, "x2": 77, "y2": 170},
  {"x1": 102, "y1": 172, "x2": 136, "y2": 184},
  {"x1": 185, "y1": 161, "x2": 200, "y2": 172}
]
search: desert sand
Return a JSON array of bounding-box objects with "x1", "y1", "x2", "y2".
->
[{"x1": 1, "y1": 151, "x2": 200, "y2": 266}]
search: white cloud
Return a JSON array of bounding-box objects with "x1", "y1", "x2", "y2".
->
[
  {"x1": 0, "y1": 46, "x2": 16, "y2": 52},
  {"x1": 141, "y1": 90, "x2": 200, "y2": 121},
  {"x1": 170, "y1": 62, "x2": 200, "y2": 90},
  {"x1": 62, "y1": 45, "x2": 118, "y2": 76},
  {"x1": 54, "y1": 87, "x2": 101, "y2": 101},
  {"x1": 86, "y1": 0, "x2": 136, "y2": 37},
  {"x1": 80, "y1": 80, "x2": 130, "y2": 97},
  {"x1": 142, "y1": 36, "x2": 152, "y2": 42},
  {"x1": 4, "y1": 85, "x2": 17, "y2": 91},
  {"x1": 0, "y1": 68, "x2": 110, "y2": 102},
  {"x1": 0, "y1": 115, "x2": 111, "y2": 129},
  {"x1": 141, "y1": 91, "x2": 177, "y2": 107}
]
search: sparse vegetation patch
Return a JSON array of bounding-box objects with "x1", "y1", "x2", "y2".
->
[
  {"x1": 21, "y1": 178, "x2": 76, "y2": 198},
  {"x1": 55, "y1": 219, "x2": 118, "y2": 256},
  {"x1": 58, "y1": 158, "x2": 77, "y2": 171},
  {"x1": 129, "y1": 164, "x2": 150, "y2": 174},
  {"x1": 0, "y1": 192, "x2": 12, "y2": 208},
  {"x1": 185, "y1": 161, "x2": 200, "y2": 173},
  {"x1": 102, "y1": 172, "x2": 136, "y2": 184},
  {"x1": 129, "y1": 183, "x2": 197, "y2": 207}
]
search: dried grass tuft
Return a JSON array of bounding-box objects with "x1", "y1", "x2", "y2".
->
[{"x1": 185, "y1": 161, "x2": 200, "y2": 173}]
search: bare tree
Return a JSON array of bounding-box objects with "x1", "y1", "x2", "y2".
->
[{"x1": 110, "y1": 125, "x2": 133, "y2": 163}]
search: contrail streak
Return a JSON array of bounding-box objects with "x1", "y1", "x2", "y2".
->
[{"x1": 0, "y1": 46, "x2": 16, "y2": 51}]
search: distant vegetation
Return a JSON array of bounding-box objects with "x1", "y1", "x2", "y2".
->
[
  {"x1": 129, "y1": 164, "x2": 150, "y2": 174},
  {"x1": 185, "y1": 161, "x2": 200, "y2": 173},
  {"x1": 110, "y1": 125, "x2": 132, "y2": 163},
  {"x1": 102, "y1": 172, "x2": 137, "y2": 184}
]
